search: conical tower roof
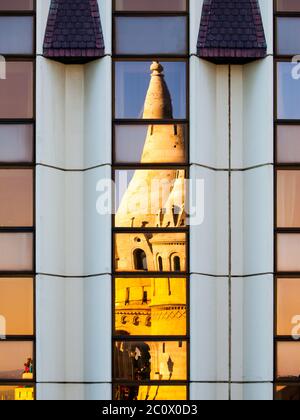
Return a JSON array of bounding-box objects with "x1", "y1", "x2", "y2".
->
[
  {"x1": 116, "y1": 62, "x2": 185, "y2": 228},
  {"x1": 143, "y1": 62, "x2": 173, "y2": 120}
]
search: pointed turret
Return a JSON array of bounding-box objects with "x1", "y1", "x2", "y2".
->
[
  {"x1": 143, "y1": 61, "x2": 173, "y2": 120},
  {"x1": 116, "y1": 61, "x2": 185, "y2": 228}
]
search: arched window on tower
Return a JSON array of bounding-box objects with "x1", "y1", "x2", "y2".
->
[
  {"x1": 158, "y1": 256, "x2": 163, "y2": 272},
  {"x1": 173, "y1": 256, "x2": 181, "y2": 272},
  {"x1": 133, "y1": 249, "x2": 148, "y2": 271}
]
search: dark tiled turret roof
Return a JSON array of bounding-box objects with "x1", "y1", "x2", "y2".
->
[
  {"x1": 43, "y1": 0, "x2": 105, "y2": 63},
  {"x1": 197, "y1": 0, "x2": 267, "y2": 63}
]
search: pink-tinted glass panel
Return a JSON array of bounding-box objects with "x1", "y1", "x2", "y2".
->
[
  {"x1": 277, "y1": 342, "x2": 300, "y2": 380},
  {"x1": 0, "y1": 341, "x2": 33, "y2": 380},
  {"x1": 0, "y1": 233, "x2": 33, "y2": 271},
  {"x1": 277, "y1": 0, "x2": 300, "y2": 12},
  {"x1": 0, "y1": 62, "x2": 33, "y2": 119},
  {"x1": 0, "y1": 170, "x2": 33, "y2": 227},
  {"x1": 277, "y1": 278, "x2": 300, "y2": 336},
  {"x1": 115, "y1": 0, "x2": 186, "y2": 11},
  {"x1": 277, "y1": 170, "x2": 300, "y2": 228},
  {"x1": 0, "y1": 0, "x2": 34, "y2": 10},
  {"x1": 0, "y1": 125, "x2": 33, "y2": 163},
  {"x1": 277, "y1": 234, "x2": 300, "y2": 272},
  {"x1": 277, "y1": 126, "x2": 300, "y2": 163},
  {"x1": 0, "y1": 278, "x2": 33, "y2": 336}
]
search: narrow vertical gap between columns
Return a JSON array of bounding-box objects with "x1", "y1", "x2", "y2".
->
[{"x1": 228, "y1": 64, "x2": 232, "y2": 401}]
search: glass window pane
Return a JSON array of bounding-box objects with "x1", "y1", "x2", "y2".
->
[
  {"x1": 277, "y1": 18, "x2": 300, "y2": 55},
  {"x1": 0, "y1": 0, "x2": 34, "y2": 10},
  {"x1": 277, "y1": 125, "x2": 300, "y2": 163},
  {"x1": 114, "y1": 232, "x2": 187, "y2": 272},
  {"x1": 0, "y1": 62, "x2": 33, "y2": 119},
  {"x1": 277, "y1": 278, "x2": 300, "y2": 336},
  {"x1": 115, "y1": 277, "x2": 187, "y2": 336},
  {"x1": 115, "y1": 17, "x2": 187, "y2": 55},
  {"x1": 115, "y1": 124, "x2": 187, "y2": 164},
  {"x1": 115, "y1": 170, "x2": 186, "y2": 228},
  {"x1": 114, "y1": 340, "x2": 187, "y2": 381},
  {"x1": 113, "y1": 385, "x2": 187, "y2": 401},
  {"x1": 276, "y1": 0, "x2": 300, "y2": 12},
  {"x1": 0, "y1": 169, "x2": 33, "y2": 227},
  {"x1": 276, "y1": 385, "x2": 300, "y2": 401},
  {"x1": 277, "y1": 342, "x2": 300, "y2": 381},
  {"x1": 277, "y1": 170, "x2": 300, "y2": 228},
  {"x1": 277, "y1": 62, "x2": 300, "y2": 120},
  {"x1": 115, "y1": 61, "x2": 186, "y2": 119},
  {"x1": 0, "y1": 341, "x2": 33, "y2": 380},
  {"x1": 277, "y1": 234, "x2": 300, "y2": 272},
  {"x1": 0, "y1": 278, "x2": 33, "y2": 336},
  {"x1": 0, "y1": 385, "x2": 34, "y2": 401},
  {"x1": 0, "y1": 125, "x2": 33, "y2": 163},
  {"x1": 0, "y1": 17, "x2": 33, "y2": 54},
  {"x1": 0, "y1": 233, "x2": 33, "y2": 271},
  {"x1": 115, "y1": 0, "x2": 186, "y2": 11}
]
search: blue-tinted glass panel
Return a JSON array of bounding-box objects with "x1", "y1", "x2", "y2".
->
[{"x1": 115, "y1": 17, "x2": 187, "y2": 55}]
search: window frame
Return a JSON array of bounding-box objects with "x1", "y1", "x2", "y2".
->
[
  {"x1": 113, "y1": 58, "x2": 189, "y2": 122},
  {"x1": 112, "y1": 0, "x2": 190, "y2": 399},
  {"x1": 113, "y1": 273, "x2": 189, "y2": 340},
  {"x1": 113, "y1": 13, "x2": 189, "y2": 58},
  {"x1": 0, "y1": 6, "x2": 36, "y2": 395},
  {"x1": 274, "y1": 0, "x2": 300, "y2": 399},
  {"x1": 113, "y1": 121, "x2": 189, "y2": 165}
]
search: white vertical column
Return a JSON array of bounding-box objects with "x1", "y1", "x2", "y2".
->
[
  {"x1": 35, "y1": 0, "x2": 112, "y2": 400},
  {"x1": 230, "y1": 0, "x2": 274, "y2": 400}
]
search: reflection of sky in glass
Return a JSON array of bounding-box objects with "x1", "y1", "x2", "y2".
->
[
  {"x1": 277, "y1": 18, "x2": 300, "y2": 55},
  {"x1": 115, "y1": 170, "x2": 135, "y2": 211},
  {"x1": 115, "y1": 125, "x2": 148, "y2": 163},
  {"x1": 115, "y1": 61, "x2": 186, "y2": 119},
  {"x1": 277, "y1": 62, "x2": 300, "y2": 119},
  {"x1": 115, "y1": 17, "x2": 187, "y2": 55}
]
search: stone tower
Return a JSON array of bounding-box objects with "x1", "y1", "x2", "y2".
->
[
  {"x1": 115, "y1": 61, "x2": 186, "y2": 230},
  {"x1": 115, "y1": 63, "x2": 187, "y2": 393}
]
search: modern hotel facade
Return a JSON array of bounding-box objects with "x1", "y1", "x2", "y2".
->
[{"x1": 0, "y1": 0, "x2": 299, "y2": 401}]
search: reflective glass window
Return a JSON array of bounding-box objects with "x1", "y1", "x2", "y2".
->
[
  {"x1": 0, "y1": 17, "x2": 33, "y2": 55},
  {"x1": 114, "y1": 233, "x2": 187, "y2": 272},
  {"x1": 115, "y1": 124, "x2": 187, "y2": 164},
  {"x1": 277, "y1": 170, "x2": 300, "y2": 228},
  {"x1": 115, "y1": 277, "x2": 187, "y2": 336},
  {"x1": 0, "y1": 61, "x2": 33, "y2": 119},
  {"x1": 277, "y1": 125, "x2": 300, "y2": 163},
  {"x1": 0, "y1": 169, "x2": 33, "y2": 227},
  {"x1": 276, "y1": 0, "x2": 300, "y2": 12},
  {"x1": 114, "y1": 340, "x2": 187, "y2": 381},
  {"x1": 0, "y1": 278, "x2": 33, "y2": 336},
  {"x1": 113, "y1": 384, "x2": 187, "y2": 401},
  {"x1": 277, "y1": 278, "x2": 300, "y2": 337},
  {"x1": 0, "y1": 385, "x2": 34, "y2": 401},
  {"x1": 115, "y1": 61, "x2": 187, "y2": 119},
  {"x1": 115, "y1": 0, "x2": 187, "y2": 12},
  {"x1": 277, "y1": 342, "x2": 300, "y2": 381},
  {"x1": 0, "y1": 341, "x2": 33, "y2": 380},
  {"x1": 115, "y1": 17, "x2": 187, "y2": 55},
  {"x1": 0, "y1": 0, "x2": 34, "y2": 10},
  {"x1": 115, "y1": 169, "x2": 186, "y2": 228},
  {"x1": 0, "y1": 125, "x2": 33, "y2": 163},
  {"x1": 0, "y1": 233, "x2": 33, "y2": 272}
]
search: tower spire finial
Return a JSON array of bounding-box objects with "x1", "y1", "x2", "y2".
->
[{"x1": 142, "y1": 61, "x2": 173, "y2": 120}]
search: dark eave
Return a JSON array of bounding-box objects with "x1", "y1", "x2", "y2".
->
[
  {"x1": 197, "y1": 0, "x2": 267, "y2": 64},
  {"x1": 43, "y1": 0, "x2": 105, "y2": 64}
]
